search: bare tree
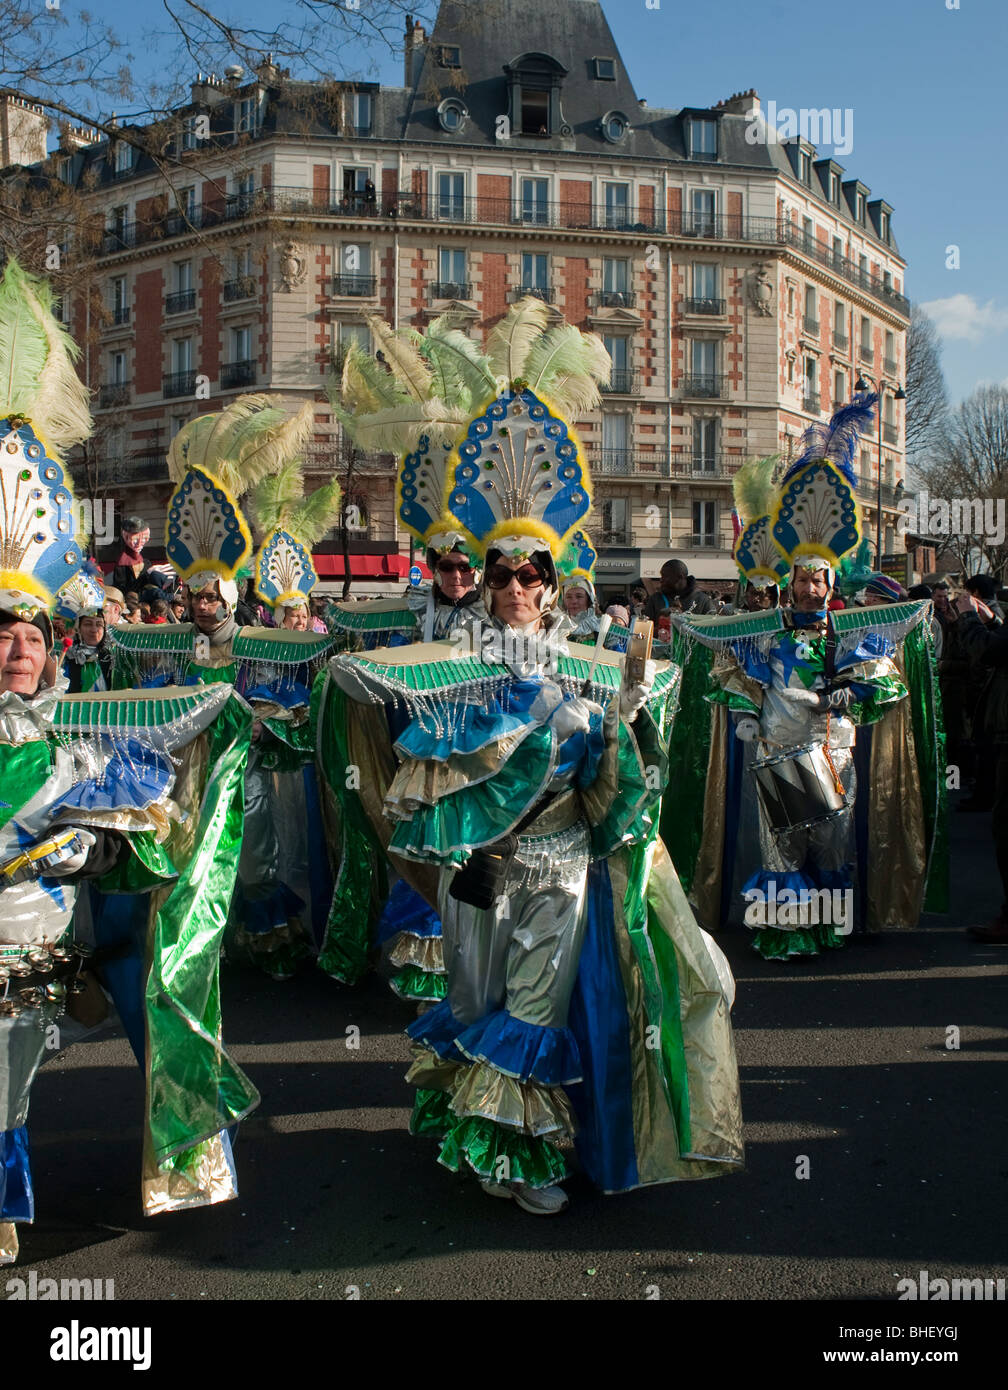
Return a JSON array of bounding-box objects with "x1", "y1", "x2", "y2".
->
[
  {"x1": 919, "y1": 386, "x2": 1008, "y2": 580},
  {"x1": 904, "y1": 305, "x2": 949, "y2": 478}
]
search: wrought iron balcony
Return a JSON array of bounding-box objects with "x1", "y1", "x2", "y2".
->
[
  {"x1": 515, "y1": 285, "x2": 555, "y2": 303},
  {"x1": 592, "y1": 448, "x2": 665, "y2": 476},
  {"x1": 332, "y1": 274, "x2": 377, "y2": 297},
  {"x1": 165, "y1": 289, "x2": 196, "y2": 315},
  {"x1": 803, "y1": 393, "x2": 823, "y2": 414},
  {"x1": 803, "y1": 316, "x2": 820, "y2": 336},
  {"x1": 883, "y1": 421, "x2": 899, "y2": 444},
  {"x1": 221, "y1": 360, "x2": 256, "y2": 390},
  {"x1": 682, "y1": 373, "x2": 726, "y2": 399},
  {"x1": 683, "y1": 297, "x2": 726, "y2": 315},
  {"x1": 883, "y1": 357, "x2": 898, "y2": 376},
  {"x1": 98, "y1": 382, "x2": 130, "y2": 409},
  {"x1": 109, "y1": 305, "x2": 130, "y2": 326},
  {"x1": 833, "y1": 333, "x2": 849, "y2": 353},
  {"x1": 102, "y1": 224, "x2": 136, "y2": 254},
  {"x1": 859, "y1": 344, "x2": 874, "y2": 364},
  {"x1": 669, "y1": 453, "x2": 737, "y2": 479},
  {"x1": 598, "y1": 530, "x2": 634, "y2": 547},
  {"x1": 430, "y1": 281, "x2": 472, "y2": 300},
  {"x1": 595, "y1": 289, "x2": 636, "y2": 308},
  {"x1": 601, "y1": 369, "x2": 638, "y2": 394},
  {"x1": 163, "y1": 370, "x2": 197, "y2": 399},
  {"x1": 223, "y1": 276, "x2": 256, "y2": 303},
  {"x1": 688, "y1": 533, "x2": 725, "y2": 549}
]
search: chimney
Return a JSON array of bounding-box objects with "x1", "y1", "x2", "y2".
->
[
  {"x1": 404, "y1": 16, "x2": 427, "y2": 87},
  {"x1": 0, "y1": 92, "x2": 49, "y2": 167},
  {"x1": 715, "y1": 88, "x2": 759, "y2": 116}
]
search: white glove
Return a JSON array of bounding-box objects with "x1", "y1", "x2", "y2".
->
[
  {"x1": 619, "y1": 659, "x2": 657, "y2": 723},
  {"x1": 37, "y1": 829, "x2": 97, "y2": 878},
  {"x1": 734, "y1": 717, "x2": 761, "y2": 743},
  {"x1": 550, "y1": 696, "x2": 602, "y2": 742}
]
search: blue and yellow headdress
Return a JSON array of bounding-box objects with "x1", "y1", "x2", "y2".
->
[
  {"x1": 732, "y1": 455, "x2": 790, "y2": 589},
  {"x1": 0, "y1": 260, "x2": 91, "y2": 623}
]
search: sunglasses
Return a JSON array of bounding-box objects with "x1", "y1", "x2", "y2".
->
[
  {"x1": 436, "y1": 559, "x2": 472, "y2": 574},
  {"x1": 486, "y1": 563, "x2": 545, "y2": 590}
]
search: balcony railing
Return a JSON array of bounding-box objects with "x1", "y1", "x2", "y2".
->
[
  {"x1": 430, "y1": 281, "x2": 472, "y2": 300},
  {"x1": 682, "y1": 373, "x2": 726, "y2": 399},
  {"x1": 515, "y1": 285, "x2": 555, "y2": 303},
  {"x1": 304, "y1": 444, "x2": 396, "y2": 474},
  {"x1": 221, "y1": 360, "x2": 256, "y2": 390},
  {"x1": 883, "y1": 421, "x2": 899, "y2": 444},
  {"x1": 98, "y1": 382, "x2": 130, "y2": 409},
  {"x1": 803, "y1": 316, "x2": 820, "y2": 336},
  {"x1": 88, "y1": 190, "x2": 910, "y2": 316},
  {"x1": 857, "y1": 478, "x2": 901, "y2": 509},
  {"x1": 670, "y1": 453, "x2": 738, "y2": 479},
  {"x1": 592, "y1": 448, "x2": 666, "y2": 476},
  {"x1": 602, "y1": 369, "x2": 638, "y2": 394},
  {"x1": 165, "y1": 289, "x2": 196, "y2": 315},
  {"x1": 688, "y1": 534, "x2": 724, "y2": 549},
  {"x1": 595, "y1": 289, "x2": 636, "y2": 308},
  {"x1": 683, "y1": 297, "x2": 726, "y2": 315},
  {"x1": 833, "y1": 333, "x2": 849, "y2": 353},
  {"x1": 859, "y1": 344, "x2": 874, "y2": 364},
  {"x1": 332, "y1": 273, "x2": 377, "y2": 297},
  {"x1": 883, "y1": 357, "x2": 898, "y2": 376},
  {"x1": 109, "y1": 305, "x2": 130, "y2": 326},
  {"x1": 104, "y1": 454, "x2": 170, "y2": 485},
  {"x1": 598, "y1": 530, "x2": 634, "y2": 547},
  {"x1": 163, "y1": 370, "x2": 197, "y2": 399},
  {"x1": 223, "y1": 276, "x2": 256, "y2": 303}
]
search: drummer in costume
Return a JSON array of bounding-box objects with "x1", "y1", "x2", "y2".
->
[
  {"x1": 325, "y1": 298, "x2": 743, "y2": 1213},
  {"x1": 665, "y1": 399, "x2": 948, "y2": 958},
  {"x1": 0, "y1": 260, "x2": 258, "y2": 1264}
]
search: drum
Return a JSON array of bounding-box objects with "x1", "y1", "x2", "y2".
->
[{"x1": 751, "y1": 741, "x2": 850, "y2": 835}]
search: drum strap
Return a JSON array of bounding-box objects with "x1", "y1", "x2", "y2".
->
[{"x1": 821, "y1": 620, "x2": 845, "y2": 795}]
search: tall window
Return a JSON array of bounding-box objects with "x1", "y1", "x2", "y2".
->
[
  {"x1": 602, "y1": 257, "x2": 629, "y2": 295},
  {"x1": 834, "y1": 369, "x2": 846, "y2": 406},
  {"x1": 111, "y1": 277, "x2": 127, "y2": 313},
  {"x1": 336, "y1": 321, "x2": 370, "y2": 357},
  {"x1": 692, "y1": 500, "x2": 717, "y2": 544},
  {"x1": 691, "y1": 188, "x2": 716, "y2": 236},
  {"x1": 691, "y1": 339, "x2": 718, "y2": 390},
  {"x1": 174, "y1": 260, "x2": 192, "y2": 293},
  {"x1": 689, "y1": 118, "x2": 717, "y2": 160},
  {"x1": 172, "y1": 339, "x2": 192, "y2": 374},
  {"x1": 693, "y1": 418, "x2": 717, "y2": 472},
  {"x1": 798, "y1": 150, "x2": 811, "y2": 184},
  {"x1": 109, "y1": 350, "x2": 127, "y2": 384},
  {"x1": 802, "y1": 215, "x2": 814, "y2": 249},
  {"x1": 520, "y1": 86, "x2": 549, "y2": 135},
  {"x1": 834, "y1": 301, "x2": 846, "y2": 343},
  {"x1": 804, "y1": 356, "x2": 819, "y2": 405},
  {"x1": 604, "y1": 182, "x2": 630, "y2": 229},
  {"x1": 692, "y1": 264, "x2": 718, "y2": 301},
  {"x1": 804, "y1": 284, "x2": 818, "y2": 331},
  {"x1": 114, "y1": 142, "x2": 132, "y2": 174},
  {"x1": 832, "y1": 235, "x2": 844, "y2": 266},
  {"x1": 178, "y1": 185, "x2": 197, "y2": 219},
  {"x1": 351, "y1": 92, "x2": 372, "y2": 132},
  {"x1": 437, "y1": 172, "x2": 465, "y2": 220},
  {"x1": 884, "y1": 329, "x2": 896, "y2": 370},
  {"x1": 231, "y1": 326, "x2": 251, "y2": 363},
  {"x1": 521, "y1": 252, "x2": 548, "y2": 290},
  {"x1": 601, "y1": 415, "x2": 629, "y2": 474},
  {"x1": 438, "y1": 248, "x2": 466, "y2": 290},
  {"x1": 603, "y1": 335, "x2": 629, "y2": 391},
  {"x1": 520, "y1": 177, "x2": 549, "y2": 225},
  {"x1": 235, "y1": 97, "x2": 258, "y2": 135},
  {"x1": 601, "y1": 496, "x2": 629, "y2": 539},
  {"x1": 860, "y1": 315, "x2": 872, "y2": 359}
]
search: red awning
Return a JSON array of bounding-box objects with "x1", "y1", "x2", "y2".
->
[{"x1": 313, "y1": 553, "x2": 430, "y2": 579}]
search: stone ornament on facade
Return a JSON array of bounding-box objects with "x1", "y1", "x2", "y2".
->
[
  {"x1": 748, "y1": 263, "x2": 775, "y2": 316},
  {"x1": 278, "y1": 240, "x2": 307, "y2": 292}
]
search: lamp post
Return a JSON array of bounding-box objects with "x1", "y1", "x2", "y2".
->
[{"x1": 855, "y1": 374, "x2": 906, "y2": 563}]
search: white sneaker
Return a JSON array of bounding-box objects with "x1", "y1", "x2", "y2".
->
[
  {"x1": 513, "y1": 1182, "x2": 569, "y2": 1215},
  {"x1": 479, "y1": 1179, "x2": 513, "y2": 1201}
]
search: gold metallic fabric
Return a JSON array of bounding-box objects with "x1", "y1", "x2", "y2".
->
[
  {"x1": 867, "y1": 700, "x2": 927, "y2": 928},
  {"x1": 141, "y1": 1131, "x2": 238, "y2": 1216},
  {"x1": 389, "y1": 933, "x2": 445, "y2": 973},
  {"x1": 449, "y1": 1060, "x2": 575, "y2": 1140},
  {"x1": 691, "y1": 706, "x2": 730, "y2": 931}
]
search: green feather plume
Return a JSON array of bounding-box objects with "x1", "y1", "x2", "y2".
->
[
  {"x1": 364, "y1": 315, "x2": 433, "y2": 401},
  {"x1": 287, "y1": 477, "x2": 343, "y2": 546},
  {"x1": 248, "y1": 455, "x2": 305, "y2": 535},
  {"x1": 486, "y1": 296, "x2": 551, "y2": 384},
  {"x1": 0, "y1": 257, "x2": 92, "y2": 459},
  {"x1": 523, "y1": 325, "x2": 610, "y2": 411},
  {"x1": 340, "y1": 345, "x2": 412, "y2": 414},
  {"x1": 168, "y1": 396, "x2": 314, "y2": 497},
  {"x1": 732, "y1": 455, "x2": 781, "y2": 523}
]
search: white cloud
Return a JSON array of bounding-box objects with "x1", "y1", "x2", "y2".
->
[{"x1": 919, "y1": 294, "x2": 1008, "y2": 342}]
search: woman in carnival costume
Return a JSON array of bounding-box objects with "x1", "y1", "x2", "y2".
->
[
  {"x1": 158, "y1": 402, "x2": 339, "y2": 977},
  {"x1": 326, "y1": 299, "x2": 743, "y2": 1213},
  {"x1": 315, "y1": 301, "x2": 608, "y2": 997},
  {"x1": 664, "y1": 400, "x2": 948, "y2": 960},
  {"x1": 558, "y1": 529, "x2": 634, "y2": 653},
  {"x1": 0, "y1": 261, "x2": 258, "y2": 1264}
]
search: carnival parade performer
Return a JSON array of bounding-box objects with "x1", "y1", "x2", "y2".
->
[
  {"x1": 59, "y1": 565, "x2": 113, "y2": 693},
  {"x1": 325, "y1": 301, "x2": 743, "y2": 1212},
  {"x1": 0, "y1": 260, "x2": 258, "y2": 1264},
  {"x1": 665, "y1": 401, "x2": 948, "y2": 959}
]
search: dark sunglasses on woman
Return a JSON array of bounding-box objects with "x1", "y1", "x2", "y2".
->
[
  {"x1": 486, "y1": 563, "x2": 545, "y2": 590},
  {"x1": 436, "y1": 558, "x2": 472, "y2": 574}
]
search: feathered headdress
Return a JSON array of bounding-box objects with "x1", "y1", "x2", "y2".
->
[
  {"x1": 248, "y1": 456, "x2": 342, "y2": 610},
  {"x1": 56, "y1": 562, "x2": 105, "y2": 619},
  {"x1": 732, "y1": 455, "x2": 790, "y2": 588},
  {"x1": 0, "y1": 259, "x2": 89, "y2": 620},
  {"x1": 771, "y1": 395, "x2": 876, "y2": 571},
  {"x1": 331, "y1": 299, "x2": 609, "y2": 563},
  {"x1": 558, "y1": 528, "x2": 598, "y2": 600}
]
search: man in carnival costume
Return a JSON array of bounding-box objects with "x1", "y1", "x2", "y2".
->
[
  {"x1": 59, "y1": 565, "x2": 114, "y2": 693},
  {"x1": 665, "y1": 400, "x2": 948, "y2": 960},
  {"x1": 0, "y1": 260, "x2": 258, "y2": 1265},
  {"x1": 324, "y1": 298, "x2": 743, "y2": 1213}
]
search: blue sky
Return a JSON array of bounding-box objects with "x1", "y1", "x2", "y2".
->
[{"x1": 76, "y1": 0, "x2": 1008, "y2": 407}]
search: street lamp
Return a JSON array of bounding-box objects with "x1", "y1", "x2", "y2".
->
[{"x1": 855, "y1": 374, "x2": 906, "y2": 563}]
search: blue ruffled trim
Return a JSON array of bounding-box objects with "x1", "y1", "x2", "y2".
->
[
  {"x1": 395, "y1": 702, "x2": 533, "y2": 761},
  {"x1": 376, "y1": 879, "x2": 442, "y2": 946},
  {"x1": 241, "y1": 676, "x2": 312, "y2": 709},
  {"x1": 48, "y1": 735, "x2": 173, "y2": 817},
  {"x1": 406, "y1": 998, "x2": 466, "y2": 1061},
  {"x1": 742, "y1": 867, "x2": 817, "y2": 899},
  {"x1": 454, "y1": 1010, "x2": 583, "y2": 1086},
  {"x1": 1, "y1": 1127, "x2": 33, "y2": 1222}
]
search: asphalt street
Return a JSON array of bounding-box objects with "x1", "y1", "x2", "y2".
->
[{"x1": 14, "y1": 796, "x2": 1008, "y2": 1304}]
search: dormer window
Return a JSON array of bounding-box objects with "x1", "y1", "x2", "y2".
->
[
  {"x1": 798, "y1": 150, "x2": 811, "y2": 185},
  {"x1": 235, "y1": 96, "x2": 260, "y2": 137},
  {"x1": 880, "y1": 210, "x2": 889, "y2": 240},
  {"x1": 601, "y1": 110, "x2": 629, "y2": 144},
  {"x1": 689, "y1": 117, "x2": 717, "y2": 160},
  {"x1": 438, "y1": 98, "x2": 468, "y2": 134},
  {"x1": 438, "y1": 45, "x2": 461, "y2": 68},
  {"x1": 351, "y1": 92, "x2": 372, "y2": 133},
  {"x1": 593, "y1": 57, "x2": 616, "y2": 80},
  {"x1": 113, "y1": 141, "x2": 132, "y2": 174},
  {"x1": 504, "y1": 53, "x2": 569, "y2": 139},
  {"x1": 829, "y1": 172, "x2": 839, "y2": 203},
  {"x1": 857, "y1": 192, "x2": 866, "y2": 223},
  {"x1": 181, "y1": 115, "x2": 203, "y2": 152}
]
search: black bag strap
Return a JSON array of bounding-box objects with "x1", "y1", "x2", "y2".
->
[
  {"x1": 511, "y1": 788, "x2": 561, "y2": 838},
  {"x1": 824, "y1": 619, "x2": 837, "y2": 686}
]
